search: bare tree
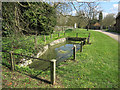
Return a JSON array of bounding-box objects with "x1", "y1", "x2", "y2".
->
[
  {"x1": 102, "y1": 14, "x2": 116, "y2": 27},
  {"x1": 83, "y1": 2, "x2": 100, "y2": 31},
  {"x1": 69, "y1": 2, "x2": 101, "y2": 30},
  {"x1": 51, "y1": 1, "x2": 101, "y2": 30}
]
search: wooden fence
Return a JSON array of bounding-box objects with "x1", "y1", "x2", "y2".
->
[{"x1": 2, "y1": 33, "x2": 91, "y2": 85}]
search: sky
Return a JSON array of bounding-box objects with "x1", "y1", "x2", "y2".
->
[
  {"x1": 99, "y1": 1, "x2": 119, "y2": 17},
  {"x1": 71, "y1": 0, "x2": 120, "y2": 18},
  {"x1": 1, "y1": 0, "x2": 119, "y2": 18}
]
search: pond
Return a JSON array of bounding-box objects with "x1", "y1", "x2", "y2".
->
[{"x1": 29, "y1": 41, "x2": 81, "y2": 70}]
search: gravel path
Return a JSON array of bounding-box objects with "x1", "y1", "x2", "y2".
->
[{"x1": 94, "y1": 30, "x2": 120, "y2": 43}]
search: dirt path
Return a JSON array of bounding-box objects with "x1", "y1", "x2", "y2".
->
[{"x1": 94, "y1": 30, "x2": 120, "y2": 43}]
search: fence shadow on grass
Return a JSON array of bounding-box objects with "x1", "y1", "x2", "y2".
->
[
  {"x1": 16, "y1": 66, "x2": 51, "y2": 84},
  {"x1": 29, "y1": 75, "x2": 51, "y2": 84},
  {"x1": 2, "y1": 61, "x2": 51, "y2": 84},
  {"x1": 2, "y1": 62, "x2": 11, "y2": 70}
]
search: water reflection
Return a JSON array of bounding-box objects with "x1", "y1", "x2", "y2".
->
[{"x1": 29, "y1": 42, "x2": 81, "y2": 70}]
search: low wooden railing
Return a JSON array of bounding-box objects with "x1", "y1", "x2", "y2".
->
[
  {"x1": 2, "y1": 33, "x2": 90, "y2": 85},
  {"x1": 2, "y1": 50, "x2": 56, "y2": 85}
]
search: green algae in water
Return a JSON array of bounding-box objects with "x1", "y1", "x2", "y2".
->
[
  {"x1": 29, "y1": 42, "x2": 81, "y2": 70},
  {"x1": 58, "y1": 50, "x2": 68, "y2": 53}
]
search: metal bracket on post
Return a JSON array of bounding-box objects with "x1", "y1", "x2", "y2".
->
[{"x1": 50, "y1": 59, "x2": 56, "y2": 85}]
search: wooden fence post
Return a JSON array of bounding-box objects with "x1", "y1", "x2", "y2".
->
[
  {"x1": 10, "y1": 51, "x2": 14, "y2": 71},
  {"x1": 80, "y1": 41, "x2": 83, "y2": 52},
  {"x1": 83, "y1": 39, "x2": 86, "y2": 45},
  {"x1": 87, "y1": 33, "x2": 90, "y2": 44},
  {"x1": 64, "y1": 32, "x2": 65, "y2": 36},
  {"x1": 50, "y1": 59, "x2": 56, "y2": 85},
  {"x1": 34, "y1": 33, "x2": 37, "y2": 49},
  {"x1": 58, "y1": 33, "x2": 60, "y2": 37},
  {"x1": 87, "y1": 37, "x2": 89, "y2": 44},
  {"x1": 51, "y1": 34, "x2": 52, "y2": 39},
  {"x1": 44, "y1": 35, "x2": 46, "y2": 42},
  {"x1": 76, "y1": 33, "x2": 78, "y2": 37},
  {"x1": 89, "y1": 33, "x2": 90, "y2": 37},
  {"x1": 73, "y1": 45, "x2": 76, "y2": 60}
]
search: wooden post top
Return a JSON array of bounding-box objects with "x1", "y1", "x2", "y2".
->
[
  {"x1": 10, "y1": 51, "x2": 14, "y2": 53},
  {"x1": 50, "y1": 59, "x2": 56, "y2": 62},
  {"x1": 73, "y1": 45, "x2": 76, "y2": 47}
]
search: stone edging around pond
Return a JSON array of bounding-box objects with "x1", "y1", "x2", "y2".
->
[
  {"x1": 36, "y1": 37, "x2": 87, "y2": 58},
  {"x1": 36, "y1": 38, "x2": 66, "y2": 58},
  {"x1": 19, "y1": 37, "x2": 86, "y2": 67},
  {"x1": 19, "y1": 38, "x2": 67, "y2": 67},
  {"x1": 49, "y1": 38, "x2": 66, "y2": 46},
  {"x1": 18, "y1": 58, "x2": 32, "y2": 67},
  {"x1": 36, "y1": 45, "x2": 49, "y2": 58}
]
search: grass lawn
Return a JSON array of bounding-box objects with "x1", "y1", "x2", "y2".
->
[
  {"x1": 2, "y1": 29, "x2": 119, "y2": 88},
  {"x1": 56, "y1": 30, "x2": 119, "y2": 88}
]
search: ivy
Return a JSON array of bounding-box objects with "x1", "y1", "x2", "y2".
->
[{"x1": 2, "y1": 2, "x2": 57, "y2": 36}]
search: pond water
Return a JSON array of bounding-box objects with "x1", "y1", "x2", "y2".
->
[{"x1": 29, "y1": 41, "x2": 81, "y2": 70}]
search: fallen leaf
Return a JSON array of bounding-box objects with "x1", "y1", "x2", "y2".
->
[{"x1": 8, "y1": 82, "x2": 12, "y2": 86}]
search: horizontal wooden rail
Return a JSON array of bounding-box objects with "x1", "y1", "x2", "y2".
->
[{"x1": 2, "y1": 50, "x2": 50, "y2": 62}]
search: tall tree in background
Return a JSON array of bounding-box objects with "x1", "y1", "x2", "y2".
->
[
  {"x1": 73, "y1": 2, "x2": 100, "y2": 29},
  {"x1": 51, "y1": 1, "x2": 101, "y2": 30},
  {"x1": 99, "y1": 11, "x2": 103, "y2": 23},
  {"x1": 75, "y1": 10, "x2": 88, "y2": 28},
  {"x1": 102, "y1": 14, "x2": 115, "y2": 27},
  {"x1": 99, "y1": 11, "x2": 103, "y2": 29},
  {"x1": 81, "y1": 2, "x2": 100, "y2": 31},
  {"x1": 2, "y1": 2, "x2": 57, "y2": 36}
]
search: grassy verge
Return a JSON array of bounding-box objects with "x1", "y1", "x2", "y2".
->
[
  {"x1": 56, "y1": 30, "x2": 119, "y2": 88},
  {"x1": 2, "y1": 29, "x2": 119, "y2": 88}
]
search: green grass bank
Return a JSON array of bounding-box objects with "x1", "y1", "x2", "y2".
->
[{"x1": 2, "y1": 29, "x2": 119, "y2": 88}]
